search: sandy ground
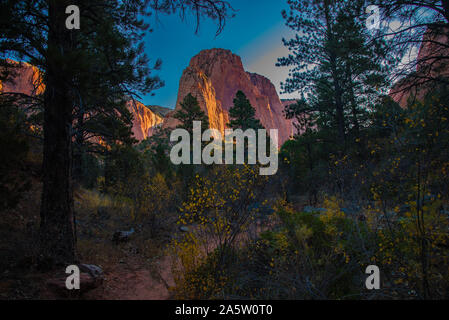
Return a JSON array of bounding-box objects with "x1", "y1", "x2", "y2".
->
[{"x1": 84, "y1": 256, "x2": 175, "y2": 300}]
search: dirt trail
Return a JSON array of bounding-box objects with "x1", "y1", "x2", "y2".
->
[
  {"x1": 83, "y1": 222, "x2": 268, "y2": 300},
  {"x1": 85, "y1": 256, "x2": 175, "y2": 300}
]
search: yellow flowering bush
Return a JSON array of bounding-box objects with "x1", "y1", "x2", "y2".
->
[{"x1": 169, "y1": 165, "x2": 268, "y2": 299}]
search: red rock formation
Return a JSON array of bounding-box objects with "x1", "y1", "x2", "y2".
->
[
  {"x1": 416, "y1": 26, "x2": 449, "y2": 77},
  {"x1": 390, "y1": 27, "x2": 449, "y2": 108},
  {"x1": 164, "y1": 49, "x2": 293, "y2": 144},
  {"x1": 171, "y1": 65, "x2": 230, "y2": 135},
  {"x1": 127, "y1": 100, "x2": 164, "y2": 141},
  {"x1": 0, "y1": 60, "x2": 162, "y2": 141},
  {"x1": 0, "y1": 59, "x2": 44, "y2": 96}
]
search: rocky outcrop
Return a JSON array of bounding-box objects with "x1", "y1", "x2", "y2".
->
[
  {"x1": 170, "y1": 65, "x2": 230, "y2": 135},
  {"x1": 164, "y1": 49, "x2": 293, "y2": 144},
  {"x1": 2, "y1": 52, "x2": 300, "y2": 143},
  {"x1": 0, "y1": 60, "x2": 163, "y2": 141},
  {"x1": 45, "y1": 264, "x2": 104, "y2": 297},
  {"x1": 416, "y1": 26, "x2": 449, "y2": 77},
  {"x1": 390, "y1": 26, "x2": 449, "y2": 108},
  {"x1": 248, "y1": 72, "x2": 291, "y2": 139},
  {"x1": 0, "y1": 60, "x2": 44, "y2": 96},
  {"x1": 127, "y1": 100, "x2": 164, "y2": 141},
  {"x1": 147, "y1": 105, "x2": 172, "y2": 117}
]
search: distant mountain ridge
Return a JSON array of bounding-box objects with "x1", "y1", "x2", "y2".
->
[
  {"x1": 147, "y1": 105, "x2": 172, "y2": 117},
  {"x1": 1, "y1": 52, "x2": 300, "y2": 143}
]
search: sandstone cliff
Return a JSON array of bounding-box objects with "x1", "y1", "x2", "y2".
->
[
  {"x1": 127, "y1": 100, "x2": 164, "y2": 141},
  {"x1": 164, "y1": 49, "x2": 293, "y2": 144},
  {"x1": 390, "y1": 26, "x2": 449, "y2": 108},
  {"x1": 0, "y1": 60, "x2": 162, "y2": 141},
  {"x1": 0, "y1": 60, "x2": 44, "y2": 96}
]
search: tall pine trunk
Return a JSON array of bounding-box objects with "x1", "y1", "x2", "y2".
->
[
  {"x1": 330, "y1": 53, "x2": 346, "y2": 149},
  {"x1": 324, "y1": 2, "x2": 346, "y2": 151},
  {"x1": 39, "y1": 0, "x2": 76, "y2": 266},
  {"x1": 73, "y1": 112, "x2": 85, "y2": 184}
]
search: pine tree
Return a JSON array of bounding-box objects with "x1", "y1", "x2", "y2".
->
[
  {"x1": 333, "y1": 3, "x2": 393, "y2": 144},
  {"x1": 278, "y1": 0, "x2": 392, "y2": 152},
  {"x1": 0, "y1": 0, "x2": 232, "y2": 266},
  {"x1": 0, "y1": 98, "x2": 31, "y2": 211},
  {"x1": 174, "y1": 93, "x2": 209, "y2": 133},
  {"x1": 277, "y1": 0, "x2": 348, "y2": 148},
  {"x1": 228, "y1": 90, "x2": 262, "y2": 130}
]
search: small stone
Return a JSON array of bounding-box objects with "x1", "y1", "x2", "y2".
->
[
  {"x1": 112, "y1": 228, "x2": 135, "y2": 244},
  {"x1": 179, "y1": 226, "x2": 190, "y2": 233}
]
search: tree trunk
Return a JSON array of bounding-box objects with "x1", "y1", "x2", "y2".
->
[
  {"x1": 39, "y1": 0, "x2": 76, "y2": 266},
  {"x1": 346, "y1": 65, "x2": 361, "y2": 140},
  {"x1": 324, "y1": 2, "x2": 346, "y2": 150},
  {"x1": 73, "y1": 112, "x2": 85, "y2": 184},
  {"x1": 331, "y1": 59, "x2": 346, "y2": 149}
]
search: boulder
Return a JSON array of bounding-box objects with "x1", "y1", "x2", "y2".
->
[
  {"x1": 112, "y1": 228, "x2": 135, "y2": 244},
  {"x1": 79, "y1": 264, "x2": 103, "y2": 279},
  {"x1": 45, "y1": 264, "x2": 103, "y2": 297},
  {"x1": 179, "y1": 226, "x2": 190, "y2": 233}
]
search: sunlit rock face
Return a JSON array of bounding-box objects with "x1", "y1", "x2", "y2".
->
[
  {"x1": 169, "y1": 65, "x2": 230, "y2": 135},
  {"x1": 390, "y1": 26, "x2": 449, "y2": 108},
  {"x1": 0, "y1": 59, "x2": 44, "y2": 96},
  {"x1": 164, "y1": 49, "x2": 293, "y2": 144},
  {"x1": 0, "y1": 60, "x2": 163, "y2": 141}
]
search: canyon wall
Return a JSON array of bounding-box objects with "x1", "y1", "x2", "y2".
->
[
  {"x1": 5, "y1": 29, "x2": 447, "y2": 145},
  {"x1": 164, "y1": 49, "x2": 294, "y2": 144},
  {"x1": 126, "y1": 100, "x2": 164, "y2": 141},
  {"x1": 0, "y1": 60, "x2": 162, "y2": 141},
  {"x1": 2, "y1": 51, "x2": 299, "y2": 144},
  {"x1": 0, "y1": 60, "x2": 44, "y2": 96},
  {"x1": 390, "y1": 26, "x2": 449, "y2": 108}
]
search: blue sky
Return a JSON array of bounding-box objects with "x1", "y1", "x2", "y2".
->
[{"x1": 141, "y1": 0, "x2": 298, "y2": 108}]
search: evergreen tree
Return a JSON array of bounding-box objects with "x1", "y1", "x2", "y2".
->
[
  {"x1": 277, "y1": 0, "x2": 347, "y2": 148},
  {"x1": 227, "y1": 90, "x2": 266, "y2": 165},
  {"x1": 0, "y1": 99, "x2": 31, "y2": 211},
  {"x1": 173, "y1": 93, "x2": 209, "y2": 189},
  {"x1": 174, "y1": 93, "x2": 209, "y2": 133},
  {"x1": 278, "y1": 0, "x2": 392, "y2": 153},
  {"x1": 228, "y1": 90, "x2": 262, "y2": 130},
  {"x1": 278, "y1": 0, "x2": 393, "y2": 198},
  {"x1": 0, "y1": 0, "x2": 232, "y2": 266},
  {"x1": 333, "y1": 4, "x2": 393, "y2": 145}
]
